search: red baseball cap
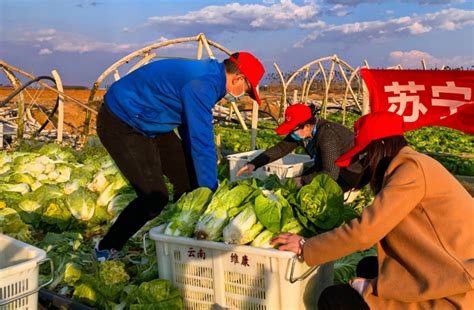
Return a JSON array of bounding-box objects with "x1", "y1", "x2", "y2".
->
[
  {"x1": 230, "y1": 52, "x2": 265, "y2": 105},
  {"x1": 275, "y1": 104, "x2": 312, "y2": 135},
  {"x1": 335, "y1": 111, "x2": 405, "y2": 167}
]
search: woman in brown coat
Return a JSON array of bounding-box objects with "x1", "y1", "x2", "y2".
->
[{"x1": 272, "y1": 111, "x2": 473, "y2": 309}]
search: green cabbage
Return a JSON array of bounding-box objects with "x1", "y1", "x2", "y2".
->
[
  {"x1": 164, "y1": 187, "x2": 212, "y2": 237},
  {"x1": 64, "y1": 262, "x2": 82, "y2": 285},
  {"x1": 65, "y1": 187, "x2": 97, "y2": 221},
  {"x1": 0, "y1": 207, "x2": 31, "y2": 242},
  {"x1": 250, "y1": 229, "x2": 275, "y2": 248},
  {"x1": 96, "y1": 174, "x2": 128, "y2": 207},
  {"x1": 107, "y1": 189, "x2": 137, "y2": 217},
  {"x1": 254, "y1": 189, "x2": 293, "y2": 233},
  {"x1": 0, "y1": 182, "x2": 30, "y2": 194},
  {"x1": 296, "y1": 174, "x2": 344, "y2": 231},
  {"x1": 223, "y1": 203, "x2": 264, "y2": 244},
  {"x1": 194, "y1": 182, "x2": 256, "y2": 240},
  {"x1": 133, "y1": 279, "x2": 183, "y2": 309},
  {"x1": 42, "y1": 199, "x2": 72, "y2": 230}
]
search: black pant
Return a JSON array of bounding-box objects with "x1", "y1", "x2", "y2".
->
[
  {"x1": 96, "y1": 103, "x2": 197, "y2": 251},
  {"x1": 318, "y1": 256, "x2": 378, "y2": 310}
]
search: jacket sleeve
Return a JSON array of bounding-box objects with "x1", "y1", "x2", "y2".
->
[
  {"x1": 303, "y1": 156, "x2": 426, "y2": 266},
  {"x1": 300, "y1": 128, "x2": 341, "y2": 185},
  {"x1": 250, "y1": 135, "x2": 299, "y2": 169},
  {"x1": 179, "y1": 80, "x2": 219, "y2": 191}
]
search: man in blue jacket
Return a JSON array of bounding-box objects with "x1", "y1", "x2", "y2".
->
[{"x1": 94, "y1": 52, "x2": 265, "y2": 261}]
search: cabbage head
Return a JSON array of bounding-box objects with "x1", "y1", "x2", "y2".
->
[
  {"x1": 296, "y1": 174, "x2": 344, "y2": 231},
  {"x1": 164, "y1": 187, "x2": 212, "y2": 237},
  {"x1": 65, "y1": 187, "x2": 97, "y2": 221}
]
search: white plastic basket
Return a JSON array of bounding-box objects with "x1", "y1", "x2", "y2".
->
[
  {"x1": 227, "y1": 150, "x2": 313, "y2": 182},
  {"x1": 0, "y1": 234, "x2": 53, "y2": 310},
  {"x1": 149, "y1": 228, "x2": 333, "y2": 310}
]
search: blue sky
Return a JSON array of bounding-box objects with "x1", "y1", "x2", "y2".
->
[{"x1": 0, "y1": 0, "x2": 473, "y2": 86}]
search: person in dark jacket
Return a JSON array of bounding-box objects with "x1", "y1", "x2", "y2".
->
[
  {"x1": 94, "y1": 52, "x2": 265, "y2": 261},
  {"x1": 236, "y1": 104, "x2": 364, "y2": 191}
]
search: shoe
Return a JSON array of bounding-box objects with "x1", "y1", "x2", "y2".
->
[{"x1": 93, "y1": 245, "x2": 120, "y2": 262}]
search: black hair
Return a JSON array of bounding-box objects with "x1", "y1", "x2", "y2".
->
[
  {"x1": 224, "y1": 53, "x2": 242, "y2": 74},
  {"x1": 359, "y1": 135, "x2": 408, "y2": 194}
]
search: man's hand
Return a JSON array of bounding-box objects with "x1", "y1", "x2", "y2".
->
[
  {"x1": 271, "y1": 233, "x2": 304, "y2": 255},
  {"x1": 236, "y1": 163, "x2": 255, "y2": 177}
]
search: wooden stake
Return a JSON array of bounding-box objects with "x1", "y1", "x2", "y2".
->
[
  {"x1": 51, "y1": 69, "x2": 64, "y2": 143},
  {"x1": 251, "y1": 86, "x2": 259, "y2": 150}
]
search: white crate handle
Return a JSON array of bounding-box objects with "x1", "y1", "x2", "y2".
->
[
  {"x1": 0, "y1": 257, "x2": 54, "y2": 306},
  {"x1": 142, "y1": 232, "x2": 150, "y2": 256},
  {"x1": 289, "y1": 256, "x2": 320, "y2": 284},
  {"x1": 282, "y1": 166, "x2": 293, "y2": 179}
]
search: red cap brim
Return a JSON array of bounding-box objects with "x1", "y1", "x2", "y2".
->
[
  {"x1": 248, "y1": 85, "x2": 261, "y2": 105},
  {"x1": 335, "y1": 144, "x2": 367, "y2": 167},
  {"x1": 275, "y1": 120, "x2": 299, "y2": 135}
]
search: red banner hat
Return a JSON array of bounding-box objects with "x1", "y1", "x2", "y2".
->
[
  {"x1": 230, "y1": 52, "x2": 265, "y2": 105},
  {"x1": 275, "y1": 104, "x2": 313, "y2": 135},
  {"x1": 336, "y1": 111, "x2": 405, "y2": 167}
]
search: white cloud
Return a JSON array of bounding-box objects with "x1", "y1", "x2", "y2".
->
[
  {"x1": 299, "y1": 20, "x2": 327, "y2": 29},
  {"x1": 295, "y1": 8, "x2": 474, "y2": 47},
  {"x1": 38, "y1": 48, "x2": 52, "y2": 55},
  {"x1": 20, "y1": 29, "x2": 138, "y2": 54},
  {"x1": 389, "y1": 50, "x2": 438, "y2": 67},
  {"x1": 12, "y1": 29, "x2": 198, "y2": 55},
  {"x1": 263, "y1": 0, "x2": 275, "y2": 3},
  {"x1": 326, "y1": 4, "x2": 351, "y2": 17},
  {"x1": 146, "y1": 0, "x2": 321, "y2": 35},
  {"x1": 324, "y1": 0, "x2": 465, "y2": 5},
  {"x1": 403, "y1": 22, "x2": 432, "y2": 34},
  {"x1": 389, "y1": 50, "x2": 473, "y2": 68},
  {"x1": 385, "y1": 10, "x2": 394, "y2": 15},
  {"x1": 25, "y1": 28, "x2": 56, "y2": 42}
]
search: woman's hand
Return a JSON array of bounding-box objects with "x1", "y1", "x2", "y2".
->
[
  {"x1": 236, "y1": 163, "x2": 255, "y2": 177},
  {"x1": 271, "y1": 233, "x2": 305, "y2": 255}
]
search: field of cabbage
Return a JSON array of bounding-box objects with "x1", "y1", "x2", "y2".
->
[{"x1": 0, "y1": 114, "x2": 472, "y2": 309}]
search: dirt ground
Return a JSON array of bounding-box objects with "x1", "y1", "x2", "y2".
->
[
  {"x1": 0, "y1": 86, "x2": 288, "y2": 135},
  {"x1": 0, "y1": 85, "x2": 346, "y2": 137},
  {"x1": 0, "y1": 86, "x2": 105, "y2": 135}
]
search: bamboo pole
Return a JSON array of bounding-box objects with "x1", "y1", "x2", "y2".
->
[
  {"x1": 51, "y1": 69, "x2": 64, "y2": 143},
  {"x1": 293, "y1": 89, "x2": 298, "y2": 104},
  {"x1": 128, "y1": 53, "x2": 156, "y2": 74},
  {"x1": 273, "y1": 63, "x2": 287, "y2": 119},
  {"x1": 250, "y1": 86, "x2": 259, "y2": 150},
  {"x1": 301, "y1": 67, "x2": 310, "y2": 104},
  {"x1": 196, "y1": 39, "x2": 203, "y2": 60},
  {"x1": 304, "y1": 69, "x2": 321, "y2": 103},
  {"x1": 421, "y1": 59, "x2": 427, "y2": 70},
  {"x1": 0, "y1": 65, "x2": 25, "y2": 141},
  {"x1": 200, "y1": 34, "x2": 215, "y2": 59},
  {"x1": 113, "y1": 69, "x2": 120, "y2": 81},
  {"x1": 230, "y1": 102, "x2": 248, "y2": 130}
]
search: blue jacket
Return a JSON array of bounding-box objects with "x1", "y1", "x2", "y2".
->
[{"x1": 105, "y1": 59, "x2": 227, "y2": 191}]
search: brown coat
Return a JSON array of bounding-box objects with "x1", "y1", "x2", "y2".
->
[{"x1": 303, "y1": 146, "x2": 474, "y2": 309}]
